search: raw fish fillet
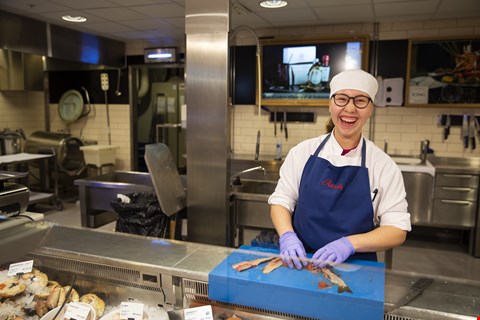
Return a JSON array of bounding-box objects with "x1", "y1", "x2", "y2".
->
[
  {"x1": 320, "y1": 266, "x2": 353, "y2": 293},
  {"x1": 262, "y1": 257, "x2": 284, "y2": 274},
  {"x1": 232, "y1": 257, "x2": 274, "y2": 272},
  {"x1": 307, "y1": 263, "x2": 352, "y2": 293}
]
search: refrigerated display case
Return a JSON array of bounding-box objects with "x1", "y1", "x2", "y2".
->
[{"x1": 1, "y1": 222, "x2": 479, "y2": 320}]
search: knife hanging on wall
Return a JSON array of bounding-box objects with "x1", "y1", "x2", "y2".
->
[
  {"x1": 274, "y1": 111, "x2": 277, "y2": 137},
  {"x1": 443, "y1": 114, "x2": 450, "y2": 141},
  {"x1": 284, "y1": 111, "x2": 288, "y2": 140},
  {"x1": 461, "y1": 114, "x2": 469, "y2": 149},
  {"x1": 469, "y1": 113, "x2": 476, "y2": 150},
  {"x1": 475, "y1": 116, "x2": 480, "y2": 142}
]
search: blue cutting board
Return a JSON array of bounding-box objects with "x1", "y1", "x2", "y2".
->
[{"x1": 208, "y1": 246, "x2": 384, "y2": 320}]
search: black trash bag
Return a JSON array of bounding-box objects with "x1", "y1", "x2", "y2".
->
[{"x1": 110, "y1": 192, "x2": 169, "y2": 237}]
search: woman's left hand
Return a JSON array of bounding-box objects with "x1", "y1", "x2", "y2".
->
[{"x1": 311, "y1": 237, "x2": 355, "y2": 267}]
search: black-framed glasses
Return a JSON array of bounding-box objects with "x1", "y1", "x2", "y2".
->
[{"x1": 331, "y1": 93, "x2": 372, "y2": 109}]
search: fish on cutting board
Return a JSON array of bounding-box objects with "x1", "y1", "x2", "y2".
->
[
  {"x1": 320, "y1": 266, "x2": 353, "y2": 294},
  {"x1": 262, "y1": 257, "x2": 284, "y2": 274},
  {"x1": 307, "y1": 263, "x2": 352, "y2": 294},
  {"x1": 231, "y1": 256, "x2": 352, "y2": 294},
  {"x1": 232, "y1": 257, "x2": 274, "y2": 272}
]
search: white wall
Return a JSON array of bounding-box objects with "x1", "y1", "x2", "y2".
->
[
  {"x1": 0, "y1": 91, "x2": 45, "y2": 138},
  {"x1": 0, "y1": 92, "x2": 131, "y2": 171},
  {"x1": 48, "y1": 103, "x2": 132, "y2": 171},
  {"x1": 231, "y1": 105, "x2": 480, "y2": 160}
]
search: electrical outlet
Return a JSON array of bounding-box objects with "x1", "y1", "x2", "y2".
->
[{"x1": 100, "y1": 73, "x2": 109, "y2": 91}]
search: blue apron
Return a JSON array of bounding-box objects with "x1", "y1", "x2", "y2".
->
[{"x1": 293, "y1": 133, "x2": 377, "y2": 261}]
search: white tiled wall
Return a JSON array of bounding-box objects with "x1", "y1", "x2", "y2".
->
[
  {"x1": 48, "y1": 103, "x2": 132, "y2": 171},
  {"x1": 232, "y1": 105, "x2": 480, "y2": 160},
  {"x1": 0, "y1": 91, "x2": 131, "y2": 171},
  {"x1": 0, "y1": 91, "x2": 46, "y2": 137}
]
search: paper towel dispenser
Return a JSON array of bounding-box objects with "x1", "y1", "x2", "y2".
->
[{"x1": 0, "y1": 49, "x2": 44, "y2": 91}]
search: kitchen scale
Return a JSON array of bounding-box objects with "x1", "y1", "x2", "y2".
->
[{"x1": 0, "y1": 171, "x2": 29, "y2": 217}]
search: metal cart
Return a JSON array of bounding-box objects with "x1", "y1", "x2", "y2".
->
[{"x1": 0, "y1": 150, "x2": 63, "y2": 210}]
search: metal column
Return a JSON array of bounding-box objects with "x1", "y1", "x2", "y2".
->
[{"x1": 185, "y1": 0, "x2": 231, "y2": 245}]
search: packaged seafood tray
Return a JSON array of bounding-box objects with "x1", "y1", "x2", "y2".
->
[{"x1": 208, "y1": 245, "x2": 385, "y2": 320}]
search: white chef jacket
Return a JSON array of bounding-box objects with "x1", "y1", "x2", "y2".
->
[{"x1": 268, "y1": 133, "x2": 412, "y2": 231}]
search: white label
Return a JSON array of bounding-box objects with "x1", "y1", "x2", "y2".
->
[
  {"x1": 409, "y1": 85, "x2": 429, "y2": 104},
  {"x1": 8, "y1": 260, "x2": 33, "y2": 276},
  {"x1": 120, "y1": 302, "x2": 144, "y2": 320},
  {"x1": 64, "y1": 303, "x2": 92, "y2": 320},
  {"x1": 184, "y1": 305, "x2": 214, "y2": 320}
]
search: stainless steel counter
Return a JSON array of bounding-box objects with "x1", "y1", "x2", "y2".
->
[
  {"x1": 428, "y1": 155, "x2": 480, "y2": 175},
  {"x1": 23, "y1": 225, "x2": 480, "y2": 319}
]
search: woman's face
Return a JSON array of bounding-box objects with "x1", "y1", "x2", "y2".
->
[{"x1": 329, "y1": 89, "x2": 373, "y2": 146}]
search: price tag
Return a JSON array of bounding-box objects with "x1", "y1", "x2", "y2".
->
[
  {"x1": 184, "y1": 305, "x2": 214, "y2": 320},
  {"x1": 64, "y1": 303, "x2": 92, "y2": 320},
  {"x1": 120, "y1": 302, "x2": 144, "y2": 320},
  {"x1": 8, "y1": 260, "x2": 33, "y2": 276}
]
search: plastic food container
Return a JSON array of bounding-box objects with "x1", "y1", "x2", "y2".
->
[{"x1": 80, "y1": 145, "x2": 118, "y2": 167}]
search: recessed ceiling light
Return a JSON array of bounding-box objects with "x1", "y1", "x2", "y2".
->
[
  {"x1": 260, "y1": 0, "x2": 288, "y2": 8},
  {"x1": 62, "y1": 15, "x2": 87, "y2": 23}
]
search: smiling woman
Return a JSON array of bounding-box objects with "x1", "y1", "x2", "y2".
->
[{"x1": 269, "y1": 68, "x2": 411, "y2": 270}]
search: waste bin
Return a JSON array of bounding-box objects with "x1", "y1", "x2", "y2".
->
[{"x1": 110, "y1": 192, "x2": 169, "y2": 238}]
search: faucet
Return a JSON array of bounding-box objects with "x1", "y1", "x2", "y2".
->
[
  {"x1": 384, "y1": 138, "x2": 388, "y2": 154},
  {"x1": 231, "y1": 166, "x2": 266, "y2": 185},
  {"x1": 420, "y1": 139, "x2": 430, "y2": 163}
]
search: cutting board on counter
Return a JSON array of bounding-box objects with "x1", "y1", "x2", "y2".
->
[{"x1": 208, "y1": 246, "x2": 384, "y2": 320}]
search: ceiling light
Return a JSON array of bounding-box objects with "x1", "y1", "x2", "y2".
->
[
  {"x1": 260, "y1": 0, "x2": 288, "y2": 8},
  {"x1": 62, "y1": 15, "x2": 87, "y2": 23},
  {"x1": 144, "y1": 48, "x2": 177, "y2": 63}
]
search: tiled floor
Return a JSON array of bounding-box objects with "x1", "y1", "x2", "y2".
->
[{"x1": 31, "y1": 198, "x2": 480, "y2": 284}]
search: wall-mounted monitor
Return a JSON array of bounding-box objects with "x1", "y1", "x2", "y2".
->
[{"x1": 260, "y1": 36, "x2": 370, "y2": 107}]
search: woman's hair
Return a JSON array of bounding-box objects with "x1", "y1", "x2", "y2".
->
[{"x1": 325, "y1": 118, "x2": 335, "y2": 133}]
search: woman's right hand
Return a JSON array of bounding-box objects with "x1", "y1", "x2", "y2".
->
[{"x1": 279, "y1": 231, "x2": 308, "y2": 269}]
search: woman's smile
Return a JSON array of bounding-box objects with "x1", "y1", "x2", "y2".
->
[{"x1": 339, "y1": 115, "x2": 358, "y2": 126}]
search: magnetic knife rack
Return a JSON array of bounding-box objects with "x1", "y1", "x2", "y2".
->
[{"x1": 438, "y1": 114, "x2": 480, "y2": 126}]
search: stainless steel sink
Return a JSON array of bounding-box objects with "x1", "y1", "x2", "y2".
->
[
  {"x1": 390, "y1": 155, "x2": 424, "y2": 166},
  {"x1": 231, "y1": 179, "x2": 277, "y2": 245},
  {"x1": 389, "y1": 154, "x2": 435, "y2": 177},
  {"x1": 232, "y1": 179, "x2": 277, "y2": 195}
]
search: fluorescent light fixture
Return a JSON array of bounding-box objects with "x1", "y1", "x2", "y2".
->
[
  {"x1": 147, "y1": 53, "x2": 172, "y2": 59},
  {"x1": 144, "y1": 47, "x2": 177, "y2": 63},
  {"x1": 260, "y1": 0, "x2": 288, "y2": 8},
  {"x1": 62, "y1": 15, "x2": 87, "y2": 23}
]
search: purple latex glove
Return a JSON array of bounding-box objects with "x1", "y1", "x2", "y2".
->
[
  {"x1": 279, "y1": 231, "x2": 308, "y2": 269},
  {"x1": 312, "y1": 237, "x2": 355, "y2": 267}
]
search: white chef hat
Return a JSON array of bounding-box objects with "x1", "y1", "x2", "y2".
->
[{"x1": 329, "y1": 69, "x2": 378, "y2": 100}]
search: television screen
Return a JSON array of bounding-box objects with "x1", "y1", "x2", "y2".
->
[{"x1": 261, "y1": 36, "x2": 369, "y2": 107}]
